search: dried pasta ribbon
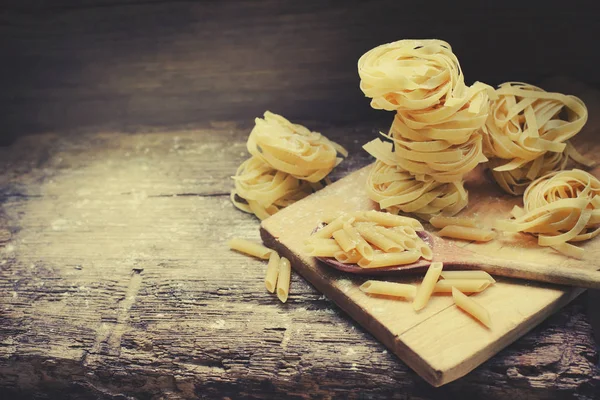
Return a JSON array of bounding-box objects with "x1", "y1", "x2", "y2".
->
[
  {"x1": 369, "y1": 133, "x2": 487, "y2": 183},
  {"x1": 247, "y1": 111, "x2": 348, "y2": 182},
  {"x1": 488, "y1": 142, "x2": 595, "y2": 196},
  {"x1": 358, "y1": 39, "x2": 467, "y2": 111},
  {"x1": 496, "y1": 169, "x2": 600, "y2": 258},
  {"x1": 231, "y1": 156, "x2": 326, "y2": 220},
  {"x1": 232, "y1": 112, "x2": 347, "y2": 219},
  {"x1": 365, "y1": 160, "x2": 468, "y2": 219},
  {"x1": 483, "y1": 82, "x2": 588, "y2": 170}
]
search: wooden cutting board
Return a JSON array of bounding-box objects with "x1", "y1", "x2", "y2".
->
[{"x1": 260, "y1": 79, "x2": 600, "y2": 386}]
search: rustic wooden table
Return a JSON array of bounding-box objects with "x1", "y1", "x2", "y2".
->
[{"x1": 1, "y1": 1, "x2": 600, "y2": 399}]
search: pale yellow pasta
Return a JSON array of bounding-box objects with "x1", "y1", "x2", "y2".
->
[
  {"x1": 434, "y1": 279, "x2": 491, "y2": 293},
  {"x1": 374, "y1": 226, "x2": 413, "y2": 250},
  {"x1": 417, "y1": 242, "x2": 433, "y2": 260},
  {"x1": 355, "y1": 224, "x2": 403, "y2": 252},
  {"x1": 483, "y1": 82, "x2": 588, "y2": 170},
  {"x1": 440, "y1": 270, "x2": 496, "y2": 283},
  {"x1": 394, "y1": 225, "x2": 419, "y2": 239},
  {"x1": 277, "y1": 257, "x2": 291, "y2": 303},
  {"x1": 365, "y1": 160, "x2": 469, "y2": 219},
  {"x1": 413, "y1": 262, "x2": 443, "y2": 311},
  {"x1": 359, "y1": 280, "x2": 417, "y2": 299},
  {"x1": 358, "y1": 250, "x2": 421, "y2": 268},
  {"x1": 385, "y1": 125, "x2": 488, "y2": 182},
  {"x1": 497, "y1": 169, "x2": 600, "y2": 257},
  {"x1": 334, "y1": 249, "x2": 363, "y2": 264},
  {"x1": 264, "y1": 251, "x2": 280, "y2": 293},
  {"x1": 247, "y1": 111, "x2": 348, "y2": 182},
  {"x1": 452, "y1": 287, "x2": 492, "y2": 328},
  {"x1": 332, "y1": 229, "x2": 357, "y2": 252},
  {"x1": 313, "y1": 215, "x2": 355, "y2": 239},
  {"x1": 489, "y1": 142, "x2": 595, "y2": 196},
  {"x1": 359, "y1": 39, "x2": 472, "y2": 112},
  {"x1": 437, "y1": 225, "x2": 496, "y2": 242},
  {"x1": 231, "y1": 157, "x2": 326, "y2": 220},
  {"x1": 228, "y1": 238, "x2": 272, "y2": 259},
  {"x1": 308, "y1": 210, "x2": 425, "y2": 267},
  {"x1": 429, "y1": 215, "x2": 480, "y2": 229},
  {"x1": 343, "y1": 221, "x2": 374, "y2": 261},
  {"x1": 550, "y1": 242, "x2": 585, "y2": 259},
  {"x1": 361, "y1": 210, "x2": 424, "y2": 229},
  {"x1": 305, "y1": 241, "x2": 343, "y2": 257}
]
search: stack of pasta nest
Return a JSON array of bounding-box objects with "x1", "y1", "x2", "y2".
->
[
  {"x1": 231, "y1": 111, "x2": 347, "y2": 220},
  {"x1": 482, "y1": 82, "x2": 591, "y2": 195},
  {"x1": 358, "y1": 39, "x2": 495, "y2": 220}
]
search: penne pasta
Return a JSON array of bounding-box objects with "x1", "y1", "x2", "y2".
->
[
  {"x1": 440, "y1": 270, "x2": 496, "y2": 283},
  {"x1": 343, "y1": 221, "x2": 374, "y2": 260},
  {"x1": 355, "y1": 224, "x2": 403, "y2": 252},
  {"x1": 313, "y1": 215, "x2": 355, "y2": 239},
  {"x1": 305, "y1": 241, "x2": 343, "y2": 257},
  {"x1": 362, "y1": 210, "x2": 424, "y2": 229},
  {"x1": 429, "y1": 215, "x2": 480, "y2": 229},
  {"x1": 264, "y1": 251, "x2": 281, "y2": 293},
  {"x1": 434, "y1": 279, "x2": 491, "y2": 293},
  {"x1": 413, "y1": 262, "x2": 443, "y2": 311},
  {"x1": 374, "y1": 226, "x2": 414, "y2": 250},
  {"x1": 417, "y1": 242, "x2": 433, "y2": 260},
  {"x1": 359, "y1": 280, "x2": 417, "y2": 299},
  {"x1": 228, "y1": 238, "x2": 272, "y2": 259},
  {"x1": 334, "y1": 249, "x2": 363, "y2": 264},
  {"x1": 277, "y1": 257, "x2": 291, "y2": 303},
  {"x1": 437, "y1": 225, "x2": 496, "y2": 242},
  {"x1": 332, "y1": 229, "x2": 357, "y2": 252},
  {"x1": 357, "y1": 250, "x2": 420, "y2": 268},
  {"x1": 452, "y1": 287, "x2": 492, "y2": 328}
]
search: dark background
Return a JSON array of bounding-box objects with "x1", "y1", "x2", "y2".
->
[{"x1": 1, "y1": 0, "x2": 599, "y2": 145}]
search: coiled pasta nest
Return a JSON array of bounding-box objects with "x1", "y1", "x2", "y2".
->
[
  {"x1": 247, "y1": 111, "x2": 348, "y2": 182},
  {"x1": 483, "y1": 82, "x2": 588, "y2": 171},
  {"x1": 366, "y1": 160, "x2": 468, "y2": 220},
  {"x1": 497, "y1": 169, "x2": 600, "y2": 258}
]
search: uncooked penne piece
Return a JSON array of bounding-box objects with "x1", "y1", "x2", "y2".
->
[
  {"x1": 277, "y1": 257, "x2": 291, "y2": 303},
  {"x1": 392, "y1": 225, "x2": 419, "y2": 239},
  {"x1": 452, "y1": 287, "x2": 492, "y2": 328},
  {"x1": 440, "y1": 270, "x2": 496, "y2": 283},
  {"x1": 355, "y1": 224, "x2": 403, "y2": 252},
  {"x1": 305, "y1": 241, "x2": 343, "y2": 257},
  {"x1": 343, "y1": 221, "x2": 374, "y2": 260},
  {"x1": 374, "y1": 226, "x2": 413, "y2": 250},
  {"x1": 313, "y1": 215, "x2": 355, "y2": 239},
  {"x1": 413, "y1": 262, "x2": 443, "y2": 311},
  {"x1": 362, "y1": 210, "x2": 424, "y2": 229},
  {"x1": 264, "y1": 251, "x2": 280, "y2": 293},
  {"x1": 429, "y1": 215, "x2": 480, "y2": 229},
  {"x1": 359, "y1": 280, "x2": 417, "y2": 299},
  {"x1": 228, "y1": 238, "x2": 272, "y2": 259},
  {"x1": 358, "y1": 250, "x2": 420, "y2": 268},
  {"x1": 437, "y1": 225, "x2": 496, "y2": 242},
  {"x1": 433, "y1": 279, "x2": 491, "y2": 293},
  {"x1": 417, "y1": 241, "x2": 433, "y2": 260},
  {"x1": 332, "y1": 229, "x2": 357, "y2": 252},
  {"x1": 334, "y1": 249, "x2": 363, "y2": 264}
]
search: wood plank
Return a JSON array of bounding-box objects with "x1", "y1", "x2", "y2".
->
[
  {"x1": 2, "y1": 0, "x2": 600, "y2": 143},
  {"x1": 1, "y1": 119, "x2": 599, "y2": 397}
]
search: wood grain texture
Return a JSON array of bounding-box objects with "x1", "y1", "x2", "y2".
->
[
  {"x1": 1, "y1": 0, "x2": 600, "y2": 145},
  {"x1": 1, "y1": 115, "x2": 599, "y2": 398}
]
